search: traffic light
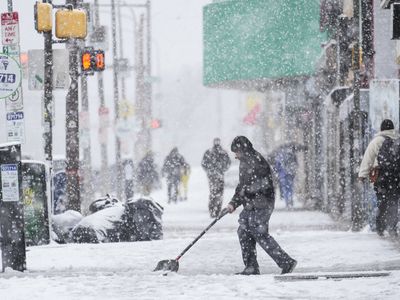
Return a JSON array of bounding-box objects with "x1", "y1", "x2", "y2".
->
[
  {"x1": 150, "y1": 119, "x2": 161, "y2": 129},
  {"x1": 55, "y1": 9, "x2": 87, "y2": 39},
  {"x1": 81, "y1": 48, "x2": 105, "y2": 74},
  {"x1": 81, "y1": 49, "x2": 92, "y2": 73},
  {"x1": 94, "y1": 50, "x2": 105, "y2": 71},
  {"x1": 34, "y1": 2, "x2": 52, "y2": 33}
]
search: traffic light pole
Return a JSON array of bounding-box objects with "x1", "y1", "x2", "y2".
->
[
  {"x1": 65, "y1": 0, "x2": 81, "y2": 212},
  {"x1": 43, "y1": 29, "x2": 53, "y2": 163},
  {"x1": 65, "y1": 38, "x2": 80, "y2": 212},
  {"x1": 94, "y1": 0, "x2": 110, "y2": 196},
  {"x1": 111, "y1": 0, "x2": 123, "y2": 200}
]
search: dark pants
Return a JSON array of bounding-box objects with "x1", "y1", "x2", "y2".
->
[
  {"x1": 208, "y1": 174, "x2": 224, "y2": 217},
  {"x1": 167, "y1": 179, "x2": 179, "y2": 203},
  {"x1": 375, "y1": 187, "x2": 399, "y2": 236},
  {"x1": 237, "y1": 208, "x2": 295, "y2": 270}
]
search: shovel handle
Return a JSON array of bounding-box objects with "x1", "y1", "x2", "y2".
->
[{"x1": 175, "y1": 209, "x2": 228, "y2": 261}]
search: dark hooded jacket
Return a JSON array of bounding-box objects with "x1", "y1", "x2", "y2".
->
[
  {"x1": 201, "y1": 144, "x2": 231, "y2": 176},
  {"x1": 229, "y1": 136, "x2": 275, "y2": 210}
]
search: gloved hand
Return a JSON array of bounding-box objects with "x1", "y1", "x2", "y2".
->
[{"x1": 221, "y1": 204, "x2": 235, "y2": 216}]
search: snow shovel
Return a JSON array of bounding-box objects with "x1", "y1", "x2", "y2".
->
[{"x1": 153, "y1": 209, "x2": 229, "y2": 272}]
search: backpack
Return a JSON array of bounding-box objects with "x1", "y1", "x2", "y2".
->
[{"x1": 376, "y1": 137, "x2": 400, "y2": 187}]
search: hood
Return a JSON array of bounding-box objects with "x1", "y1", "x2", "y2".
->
[{"x1": 375, "y1": 129, "x2": 400, "y2": 140}]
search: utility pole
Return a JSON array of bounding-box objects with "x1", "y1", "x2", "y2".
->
[
  {"x1": 94, "y1": 0, "x2": 109, "y2": 195},
  {"x1": 43, "y1": 3, "x2": 53, "y2": 164},
  {"x1": 144, "y1": 0, "x2": 152, "y2": 154},
  {"x1": 134, "y1": 14, "x2": 146, "y2": 163},
  {"x1": 134, "y1": 1, "x2": 152, "y2": 163},
  {"x1": 65, "y1": 0, "x2": 81, "y2": 212},
  {"x1": 351, "y1": 0, "x2": 364, "y2": 231},
  {"x1": 80, "y1": 72, "x2": 92, "y2": 211},
  {"x1": 111, "y1": 0, "x2": 123, "y2": 199}
]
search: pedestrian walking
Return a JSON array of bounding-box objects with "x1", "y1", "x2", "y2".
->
[
  {"x1": 358, "y1": 119, "x2": 400, "y2": 237},
  {"x1": 136, "y1": 152, "x2": 161, "y2": 196},
  {"x1": 222, "y1": 136, "x2": 297, "y2": 275},
  {"x1": 202, "y1": 138, "x2": 231, "y2": 217},
  {"x1": 161, "y1": 147, "x2": 188, "y2": 203},
  {"x1": 271, "y1": 143, "x2": 307, "y2": 209}
]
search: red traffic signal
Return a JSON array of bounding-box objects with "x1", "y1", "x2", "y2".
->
[
  {"x1": 150, "y1": 119, "x2": 161, "y2": 129},
  {"x1": 94, "y1": 50, "x2": 105, "y2": 71},
  {"x1": 81, "y1": 48, "x2": 105, "y2": 74}
]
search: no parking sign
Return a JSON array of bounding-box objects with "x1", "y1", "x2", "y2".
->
[{"x1": 0, "y1": 53, "x2": 21, "y2": 99}]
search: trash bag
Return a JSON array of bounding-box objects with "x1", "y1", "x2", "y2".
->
[
  {"x1": 88, "y1": 194, "x2": 120, "y2": 214},
  {"x1": 70, "y1": 196, "x2": 163, "y2": 243},
  {"x1": 51, "y1": 210, "x2": 83, "y2": 243},
  {"x1": 119, "y1": 198, "x2": 164, "y2": 242}
]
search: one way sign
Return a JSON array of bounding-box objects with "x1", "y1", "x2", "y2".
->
[{"x1": 1, "y1": 12, "x2": 19, "y2": 45}]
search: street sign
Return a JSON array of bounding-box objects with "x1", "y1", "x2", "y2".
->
[
  {"x1": 6, "y1": 111, "x2": 25, "y2": 144},
  {"x1": 0, "y1": 53, "x2": 21, "y2": 99},
  {"x1": 28, "y1": 49, "x2": 69, "y2": 90},
  {"x1": 1, "y1": 12, "x2": 19, "y2": 45},
  {"x1": 5, "y1": 86, "x2": 23, "y2": 111}
]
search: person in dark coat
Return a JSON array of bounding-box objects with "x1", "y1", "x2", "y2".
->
[
  {"x1": 136, "y1": 152, "x2": 160, "y2": 196},
  {"x1": 202, "y1": 138, "x2": 231, "y2": 218},
  {"x1": 161, "y1": 147, "x2": 188, "y2": 203},
  {"x1": 223, "y1": 136, "x2": 297, "y2": 275}
]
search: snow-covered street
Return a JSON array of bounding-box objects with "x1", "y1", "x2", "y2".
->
[{"x1": 1, "y1": 167, "x2": 400, "y2": 299}]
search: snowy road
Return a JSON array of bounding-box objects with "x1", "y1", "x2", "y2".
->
[{"x1": 1, "y1": 168, "x2": 400, "y2": 299}]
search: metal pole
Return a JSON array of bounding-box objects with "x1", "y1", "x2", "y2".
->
[
  {"x1": 134, "y1": 14, "x2": 145, "y2": 164},
  {"x1": 351, "y1": 0, "x2": 364, "y2": 231},
  {"x1": 94, "y1": 0, "x2": 110, "y2": 195},
  {"x1": 80, "y1": 73, "x2": 93, "y2": 212},
  {"x1": 7, "y1": 0, "x2": 13, "y2": 11},
  {"x1": 111, "y1": 0, "x2": 123, "y2": 199},
  {"x1": 118, "y1": 0, "x2": 126, "y2": 100},
  {"x1": 145, "y1": 0, "x2": 152, "y2": 154},
  {"x1": 65, "y1": 0, "x2": 81, "y2": 212}
]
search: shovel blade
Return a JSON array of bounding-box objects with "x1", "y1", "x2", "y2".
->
[{"x1": 153, "y1": 259, "x2": 179, "y2": 272}]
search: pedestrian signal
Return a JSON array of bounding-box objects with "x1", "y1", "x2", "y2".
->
[
  {"x1": 94, "y1": 50, "x2": 105, "y2": 71},
  {"x1": 80, "y1": 48, "x2": 105, "y2": 74},
  {"x1": 81, "y1": 49, "x2": 93, "y2": 73}
]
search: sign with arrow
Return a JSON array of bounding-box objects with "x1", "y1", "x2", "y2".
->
[{"x1": 1, "y1": 12, "x2": 19, "y2": 45}]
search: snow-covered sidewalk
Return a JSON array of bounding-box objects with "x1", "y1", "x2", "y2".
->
[{"x1": 1, "y1": 167, "x2": 400, "y2": 299}]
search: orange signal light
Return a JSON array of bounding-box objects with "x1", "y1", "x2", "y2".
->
[
  {"x1": 82, "y1": 52, "x2": 91, "y2": 71},
  {"x1": 95, "y1": 51, "x2": 105, "y2": 71}
]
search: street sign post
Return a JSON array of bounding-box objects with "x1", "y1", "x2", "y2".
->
[
  {"x1": 1, "y1": 12, "x2": 19, "y2": 45},
  {"x1": 0, "y1": 53, "x2": 21, "y2": 99},
  {"x1": 6, "y1": 111, "x2": 25, "y2": 144}
]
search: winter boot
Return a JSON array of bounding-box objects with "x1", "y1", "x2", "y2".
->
[
  {"x1": 281, "y1": 259, "x2": 297, "y2": 275},
  {"x1": 235, "y1": 266, "x2": 260, "y2": 275}
]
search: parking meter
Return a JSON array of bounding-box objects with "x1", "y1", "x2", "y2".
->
[{"x1": 0, "y1": 142, "x2": 26, "y2": 272}]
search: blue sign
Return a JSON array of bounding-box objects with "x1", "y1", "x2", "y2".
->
[{"x1": 6, "y1": 111, "x2": 23, "y2": 121}]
